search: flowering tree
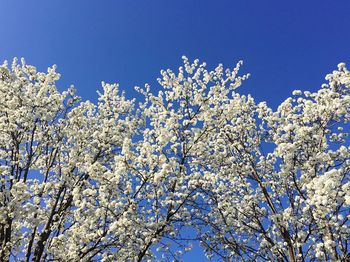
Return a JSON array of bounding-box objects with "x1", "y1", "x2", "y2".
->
[
  {"x1": 196, "y1": 63, "x2": 350, "y2": 261},
  {"x1": 0, "y1": 57, "x2": 349, "y2": 261}
]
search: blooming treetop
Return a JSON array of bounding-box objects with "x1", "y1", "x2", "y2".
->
[
  {"x1": 196, "y1": 62, "x2": 350, "y2": 261},
  {"x1": 0, "y1": 57, "x2": 349, "y2": 261}
]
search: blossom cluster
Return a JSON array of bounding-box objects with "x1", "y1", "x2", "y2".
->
[{"x1": 0, "y1": 57, "x2": 349, "y2": 261}]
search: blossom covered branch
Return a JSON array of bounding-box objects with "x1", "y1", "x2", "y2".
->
[{"x1": 0, "y1": 57, "x2": 349, "y2": 261}]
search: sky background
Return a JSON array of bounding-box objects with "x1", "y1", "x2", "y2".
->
[{"x1": 1, "y1": 0, "x2": 350, "y2": 260}]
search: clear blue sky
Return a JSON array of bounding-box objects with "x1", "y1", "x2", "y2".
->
[{"x1": 1, "y1": 0, "x2": 350, "y2": 260}]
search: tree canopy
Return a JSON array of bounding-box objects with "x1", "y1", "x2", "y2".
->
[{"x1": 0, "y1": 57, "x2": 349, "y2": 261}]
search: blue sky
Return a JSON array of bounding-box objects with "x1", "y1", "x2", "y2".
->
[
  {"x1": 1, "y1": 1, "x2": 350, "y2": 110},
  {"x1": 1, "y1": 0, "x2": 350, "y2": 260}
]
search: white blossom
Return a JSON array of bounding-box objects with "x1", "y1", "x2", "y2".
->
[{"x1": 0, "y1": 57, "x2": 350, "y2": 261}]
